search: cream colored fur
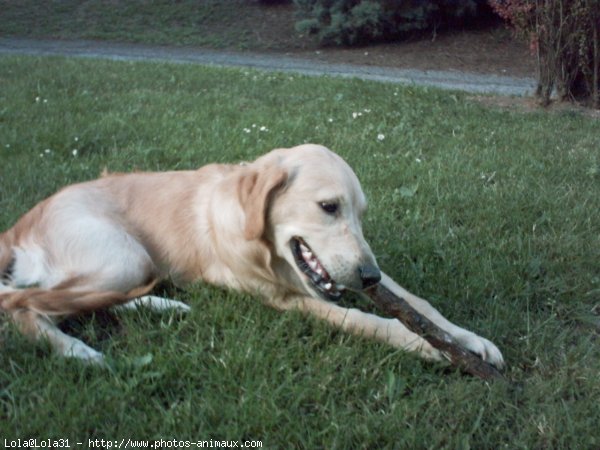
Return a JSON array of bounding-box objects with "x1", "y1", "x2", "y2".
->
[{"x1": 0, "y1": 144, "x2": 503, "y2": 368}]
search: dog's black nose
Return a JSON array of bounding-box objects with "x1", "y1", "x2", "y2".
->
[{"x1": 359, "y1": 264, "x2": 381, "y2": 289}]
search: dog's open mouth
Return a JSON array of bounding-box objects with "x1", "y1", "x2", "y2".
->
[{"x1": 291, "y1": 237, "x2": 343, "y2": 301}]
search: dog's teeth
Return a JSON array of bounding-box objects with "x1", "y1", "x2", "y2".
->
[{"x1": 294, "y1": 240, "x2": 341, "y2": 298}]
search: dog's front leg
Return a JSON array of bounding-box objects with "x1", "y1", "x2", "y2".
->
[
  {"x1": 282, "y1": 294, "x2": 445, "y2": 362},
  {"x1": 380, "y1": 272, "x2": 504, "y2": 368}
]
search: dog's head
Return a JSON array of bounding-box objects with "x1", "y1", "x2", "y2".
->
[{"x1": 239, "y1": 144, "x2": 380, "y2": 300}]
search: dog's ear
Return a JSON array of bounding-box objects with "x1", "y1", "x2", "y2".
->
[{"x1": 238, "y1": 165, "x2": 288, "y2": 240}]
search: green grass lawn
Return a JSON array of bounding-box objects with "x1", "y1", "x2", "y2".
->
[
  {"x1": 1, "y1": 56, "x2": 599, "y2": 449},
  {"x1": 0, "y1": 0, "x2": 301, "y2": 51}
]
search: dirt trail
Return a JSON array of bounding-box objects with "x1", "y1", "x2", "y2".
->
[{"x1": 0, "y1": 37, "x2": 536, "y2": 96}]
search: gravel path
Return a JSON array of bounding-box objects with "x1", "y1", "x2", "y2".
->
[{"x1": 0, "y1": 37, "x2": 537, "y2": 96}]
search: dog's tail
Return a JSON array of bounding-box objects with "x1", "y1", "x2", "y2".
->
[{"x1": 0, "y1": 279, "x2": 157, "y2": 317}]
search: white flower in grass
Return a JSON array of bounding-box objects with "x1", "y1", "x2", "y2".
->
[
  {"x1": 72, "y1": 149, "x2": 78, "y2": 157},
  {"x1": 377, "y1": 133, "x2": 385, "y2": 141},
  {"x1": 243, "y1": 128, "x2": 251, "y2": 133},
  {"x1": 328, "y1": 118, "x2": 333, "y2": 123},
  {"x1": 259, "y1": 126, "x2": 268, "y2": 132},
  {"x1": 44, "y1": 149, "x2": 51, "y2": 154}
]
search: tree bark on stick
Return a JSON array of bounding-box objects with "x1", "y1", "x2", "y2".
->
[{"x1": 365, "y1": 283, "x2": 504, "y2": 381}]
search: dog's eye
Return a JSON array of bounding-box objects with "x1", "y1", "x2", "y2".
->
[{"x1": 319, "y1": 202, "x2": 339, "y2": 215}]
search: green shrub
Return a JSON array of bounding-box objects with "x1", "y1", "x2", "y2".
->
[{"x1": 294, "y1": 0, "x2": 482, "y2": 45}]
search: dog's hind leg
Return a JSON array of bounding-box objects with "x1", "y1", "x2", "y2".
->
[
  {"x1": 11, "y1": 309, "x2": 105, "y2": 364},
  {"x1": 1, "y1": 193, "x2": 168, "y2": 363},
  {"x1": 1, "y1": 280, "x2": 157, "y2": 364},
  {"x1": 117, "y1": 295, "x2": 191, "y2": 313}
]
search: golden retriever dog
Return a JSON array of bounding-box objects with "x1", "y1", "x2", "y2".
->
[{"x1": 0, "y1": 144, "x2": 503, "y2": 368}]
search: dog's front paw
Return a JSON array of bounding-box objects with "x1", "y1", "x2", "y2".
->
[
  {"x1": 453, "y1": 332, "x2": 504, "y2": 369},
  {"x1": 419, "y1": 341, "x2": 447, "y2": 363}
]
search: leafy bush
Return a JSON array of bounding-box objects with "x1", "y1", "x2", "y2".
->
[
  {"x1": 294, "y1": 0, "x2": 482, "y2": 45},
  {"x1": 489, "y1": 0, "x2": 600, "y2": 108}
]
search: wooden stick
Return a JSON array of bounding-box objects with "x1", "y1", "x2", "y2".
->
[{"x1": 365, "y1": 283, "x2": 504, "y2": 381}]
